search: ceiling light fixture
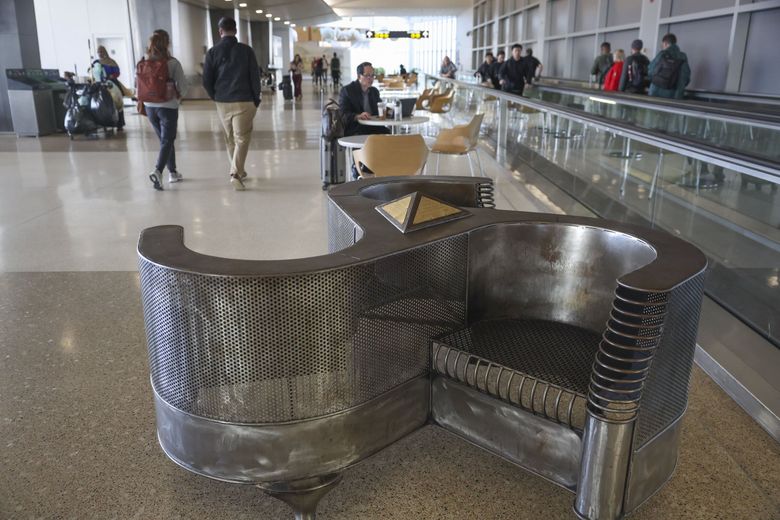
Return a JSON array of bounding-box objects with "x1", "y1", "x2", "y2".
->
[
  {"x1": 284, "y1": 20, "x2": 290, "y2": 25},
  {"x1": 255, "y1": 9, "x2": 263, "y2": 13},
  {"x1": 274, "y1": 16, "x2": 280, "y2": 21},
  {"x1": 291, "y1": 23, "x2": 296, "y2": 27},
  {"x1": 265, "y1": 13, "x2": 272, "y2": 17},
  {"x1": 238, "y1": 2, "x2": 247, "y2": 6}
]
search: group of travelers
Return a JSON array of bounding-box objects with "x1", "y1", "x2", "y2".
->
[
  {"x1": 474, "y1": 44, "x2": 543, "y2": 96},
  {"x1": 594, "y1": 34, "x2": 690, "y2": 99},
  {"x1": 311, "y1": 54, "x2": 341, "y2": 88},
  {"x1": 135, "y1": 17, "x2": 261, "y2": 192}
]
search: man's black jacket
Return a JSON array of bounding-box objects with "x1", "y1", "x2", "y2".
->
[
  {"x1": 476, "y1": 61, "x2": 492, "y2": 82},
  {"x1": 338, "y1": 80, "x2": 385, "y2": 136},
  {"x1": 499, "y1": 57, "x2": 526, "y2": 94},
  {"x1": 202, "y1": 36, "x2": 261, "y2": 106}
]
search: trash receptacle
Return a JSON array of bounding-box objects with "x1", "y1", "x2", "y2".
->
[{"x1": 5, "y1": 68, "x2": 60, "y2": 137}]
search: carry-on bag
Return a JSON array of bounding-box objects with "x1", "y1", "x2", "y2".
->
[
  {"x1": 320, "y1": 99, "x2": 346, "y2": 189},
  {"x1": 281, "y1": 75, "x2": 293, "y2": 100}
]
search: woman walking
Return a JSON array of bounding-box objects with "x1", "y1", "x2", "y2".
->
[
  {"x1": 137, "y1": 31, "x2": 187, "y2": 190},
  {"x1": 292, "y1": 54, "x2": 304, "y2": 101}
]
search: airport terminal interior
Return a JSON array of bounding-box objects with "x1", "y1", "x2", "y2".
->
[{"x1": 1, "y1": 0, "x2": 779, "y2": 519}]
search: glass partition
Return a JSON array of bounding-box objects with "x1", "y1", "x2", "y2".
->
[{"x1": 422, "y1": 74, "x2": 780, "y2": 348}]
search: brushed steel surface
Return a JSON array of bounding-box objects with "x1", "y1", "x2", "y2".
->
[
  {"x1": 138, "y1": 176, "x2": 708, "y2": 518},
  {"x1": 624, "y1": 414, "x2": 684, "y2": 514},
  {"x1": 574, "y1": 416, "x2": 634, "y2": 520},
  {"x1": 431, "y1": 377, "x2": 582, "y2": 490},
  {"x1": 466, "y1": 223, "x2": 657, "y2": 332},
  {"x1": 154, "y1": 377, "x2": 429, "y2": 483}
]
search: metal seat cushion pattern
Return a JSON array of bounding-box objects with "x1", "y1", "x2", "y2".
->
[{"x1": 432, "y1": 319, "x2": 599, "y2": 430}]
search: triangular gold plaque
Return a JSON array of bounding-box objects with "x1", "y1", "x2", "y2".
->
[{"x1": 375, "y1": 192, "x2": 469, "y2": 233}]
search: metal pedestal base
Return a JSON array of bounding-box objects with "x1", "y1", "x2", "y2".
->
[{"x1": 259, "y1": 473, "x2": 343, "y2": 520}]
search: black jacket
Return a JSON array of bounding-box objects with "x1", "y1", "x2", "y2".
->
[
  {"x1": 499, "y1": 57, "x2": 526, "y2": 94},
  {"x1": 338, "y1": 80, "x2": 386, "y2": 136},
  {"x1": 489, "y1": 60, "x2": 503, "y2": 89},
  {"x1": 203, "y1": 36, "x2": 261, "y2": 106},
  {"x1": 476, "y1": 62, "x2": 492, "y2": 82},
  {"x1": 619, "y1": 53, "x2": 650, "y2": 93}
]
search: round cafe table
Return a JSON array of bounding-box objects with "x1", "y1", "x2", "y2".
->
[{"x1": 357, "y1": 115, "x2": 429, "y2": 135}]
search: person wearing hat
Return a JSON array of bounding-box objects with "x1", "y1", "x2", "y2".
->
[{"x1": 619, "y1": 39, "x2": 650, "y2": 94}]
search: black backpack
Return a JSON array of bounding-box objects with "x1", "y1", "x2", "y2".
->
[
  {"x1": 652, "y1": 51, "x2": 684, "y2": 90},
  {"x1": 627, "y1": 57, "x2": 648, "y2": 90}
]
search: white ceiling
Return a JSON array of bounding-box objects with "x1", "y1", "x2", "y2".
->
[
  {"x1": 181, "y1": 0, "x2": 469, "y2": 26},
  {"x1": 181, "y1": 0, "x2": 340, "y2": 26}
]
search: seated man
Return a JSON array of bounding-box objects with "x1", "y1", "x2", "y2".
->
[{"x1": 338, "y1": 61, "x2": 390, "y2": 137}]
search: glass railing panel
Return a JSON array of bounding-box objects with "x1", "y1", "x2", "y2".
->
[{"x1": 525, "y1": 86, "x2": 780, "y2": 163}]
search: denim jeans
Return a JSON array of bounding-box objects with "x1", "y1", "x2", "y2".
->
[{"x1": 146, "y1": 107, "x2": 179, "y2": 173}]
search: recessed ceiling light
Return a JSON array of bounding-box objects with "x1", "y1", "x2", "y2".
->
[
  {"x1": 238, "y1": 2, "x2": 246, "y2": 6},
  {"x1": 265, "y1": 13, "x2": 272, "y2": 17},
  {"x1": 291, "y1": 23, "x2": 296, "y2": 27},
  {"x1": 274, "y1": 16, "x2": 280, "y2": 21},
  {"x1": 284, "y1": 20, "x2": 290, "y2": 25},
  {"x1": 255, "y1": 9, "x2": 263, "y2": 13}
]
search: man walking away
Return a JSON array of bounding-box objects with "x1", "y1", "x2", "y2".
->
[
  {"x1": 331, "y1": 53, "x2": 341, "y2": 88},
  {"x1": 619, "y1": 39, "x2": 650, "y2": 94},
  {"x1": 202, "y1": 17, "x2": 261, "y2": 191},
  {"x1": 523, "y1": 48, "x2": 542, "y2": 86},
  {"x1": 648, "y1": 33, "x2": 690, "y2": 99},
  {"x1": 490, "y1": 50, "x2": 505, "y2": 89},
  {"x1": 475, "y1": 52, "x2": 494, "y2": 85},
  {"x1": 590, "y1": 42, "x2": 613, "y2": 87},
  {"x1": 499, "y1": 44, "x2": 526, "y2": 96}
]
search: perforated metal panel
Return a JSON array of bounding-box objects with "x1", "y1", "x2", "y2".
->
[
  {"x1": 139, "y1": 235, "x2": 468, "y2": 424},
  {"x1": 327, "y1": 200, "x2": 358, "y2": 253},
  {"x1": 634, "y1": 273, "x2": 705, "y2": 446}
]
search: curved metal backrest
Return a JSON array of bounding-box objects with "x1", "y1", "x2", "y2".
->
[
  {"x1": 353, "y1": 134, "x2": 428, "y2": 177},
  {"x1": 467, "y1": 223, "x2": 657, "y2": 332}
]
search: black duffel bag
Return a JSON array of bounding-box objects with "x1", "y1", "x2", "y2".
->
[{"x1": 89, "y1": 83, "x2": 119, "y2": 127}]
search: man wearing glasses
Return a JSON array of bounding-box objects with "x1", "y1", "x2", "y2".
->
[{"x1": 338, "y1": 62, "x2": 390, "y2": 137}]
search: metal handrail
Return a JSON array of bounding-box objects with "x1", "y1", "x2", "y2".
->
[
  {"x1": 531, "y1": 83, "x2": 780, "y2": 129},
  {"x1": 421, "y1": 73, "x2": 780, "y2": 184}
]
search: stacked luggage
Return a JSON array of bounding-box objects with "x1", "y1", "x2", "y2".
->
[
  {"x1": 63, "y1": 79, "x2": 120, "y2": 139},
  {"x1": 320, "y1": 99, "x2": 346, "y2": 190}
]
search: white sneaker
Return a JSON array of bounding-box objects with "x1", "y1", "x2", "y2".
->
[
  {"x1": 230, "y1": 174, "x2": 245, "y2": 191},
  {"x1": 168, "y1": 171, "x2": 183, "y2": 183},
  {"x1": 149, "y1": 169, "x2": 163, "y2": 191}
]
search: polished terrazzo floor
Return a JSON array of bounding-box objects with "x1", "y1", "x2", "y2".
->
[{"x1": 1, "y1": 88, "x2": 778, "y2": 519}]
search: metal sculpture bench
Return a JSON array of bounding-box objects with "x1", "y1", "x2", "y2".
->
[{"x1": 138, "y1": 176, "x2": 706, "y2": 520}]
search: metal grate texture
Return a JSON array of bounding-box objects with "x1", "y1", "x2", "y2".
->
[
  {"x1": 634, "y1": 273, "x2": 705, "y2": 446},
  {"x1": 139, "y1": 235, "x2": 468, "y2": 424},
  {"x1": 431, "y1": 319, "x2": 601, "y2": 430},
  {"x1": 587, "y1": 285, "x2": 670, "y2": 424},
  {"x1": 327, "y1": 199, "x2": 358, "y2": 253},
  {"x1": 477, "y1": 182, "x2": 495, "y2": 208}
]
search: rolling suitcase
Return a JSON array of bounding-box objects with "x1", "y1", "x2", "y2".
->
[
  {"x1": 320, "y1": 137, "x2": 346, "y2": 190},
  {"x1": 281, "y1": 76, "x2": 293, "y2": 100}
]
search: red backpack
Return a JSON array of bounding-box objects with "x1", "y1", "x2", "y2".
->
[{"x1": 136, "y1": 58, "x2": 172, "y2": 103}]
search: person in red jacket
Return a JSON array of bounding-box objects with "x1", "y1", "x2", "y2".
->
[{"x1": 603, "y1": 49, "x2": 625, "y2": 91}]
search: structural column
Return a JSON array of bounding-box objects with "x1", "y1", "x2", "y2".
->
[{"x1": 0, "y1": 0, "x2": 41, "y2": 132}]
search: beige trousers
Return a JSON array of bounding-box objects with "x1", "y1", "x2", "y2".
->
[{"x1": 216, "y1": 101, "x2": 257, "y2": 176}]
